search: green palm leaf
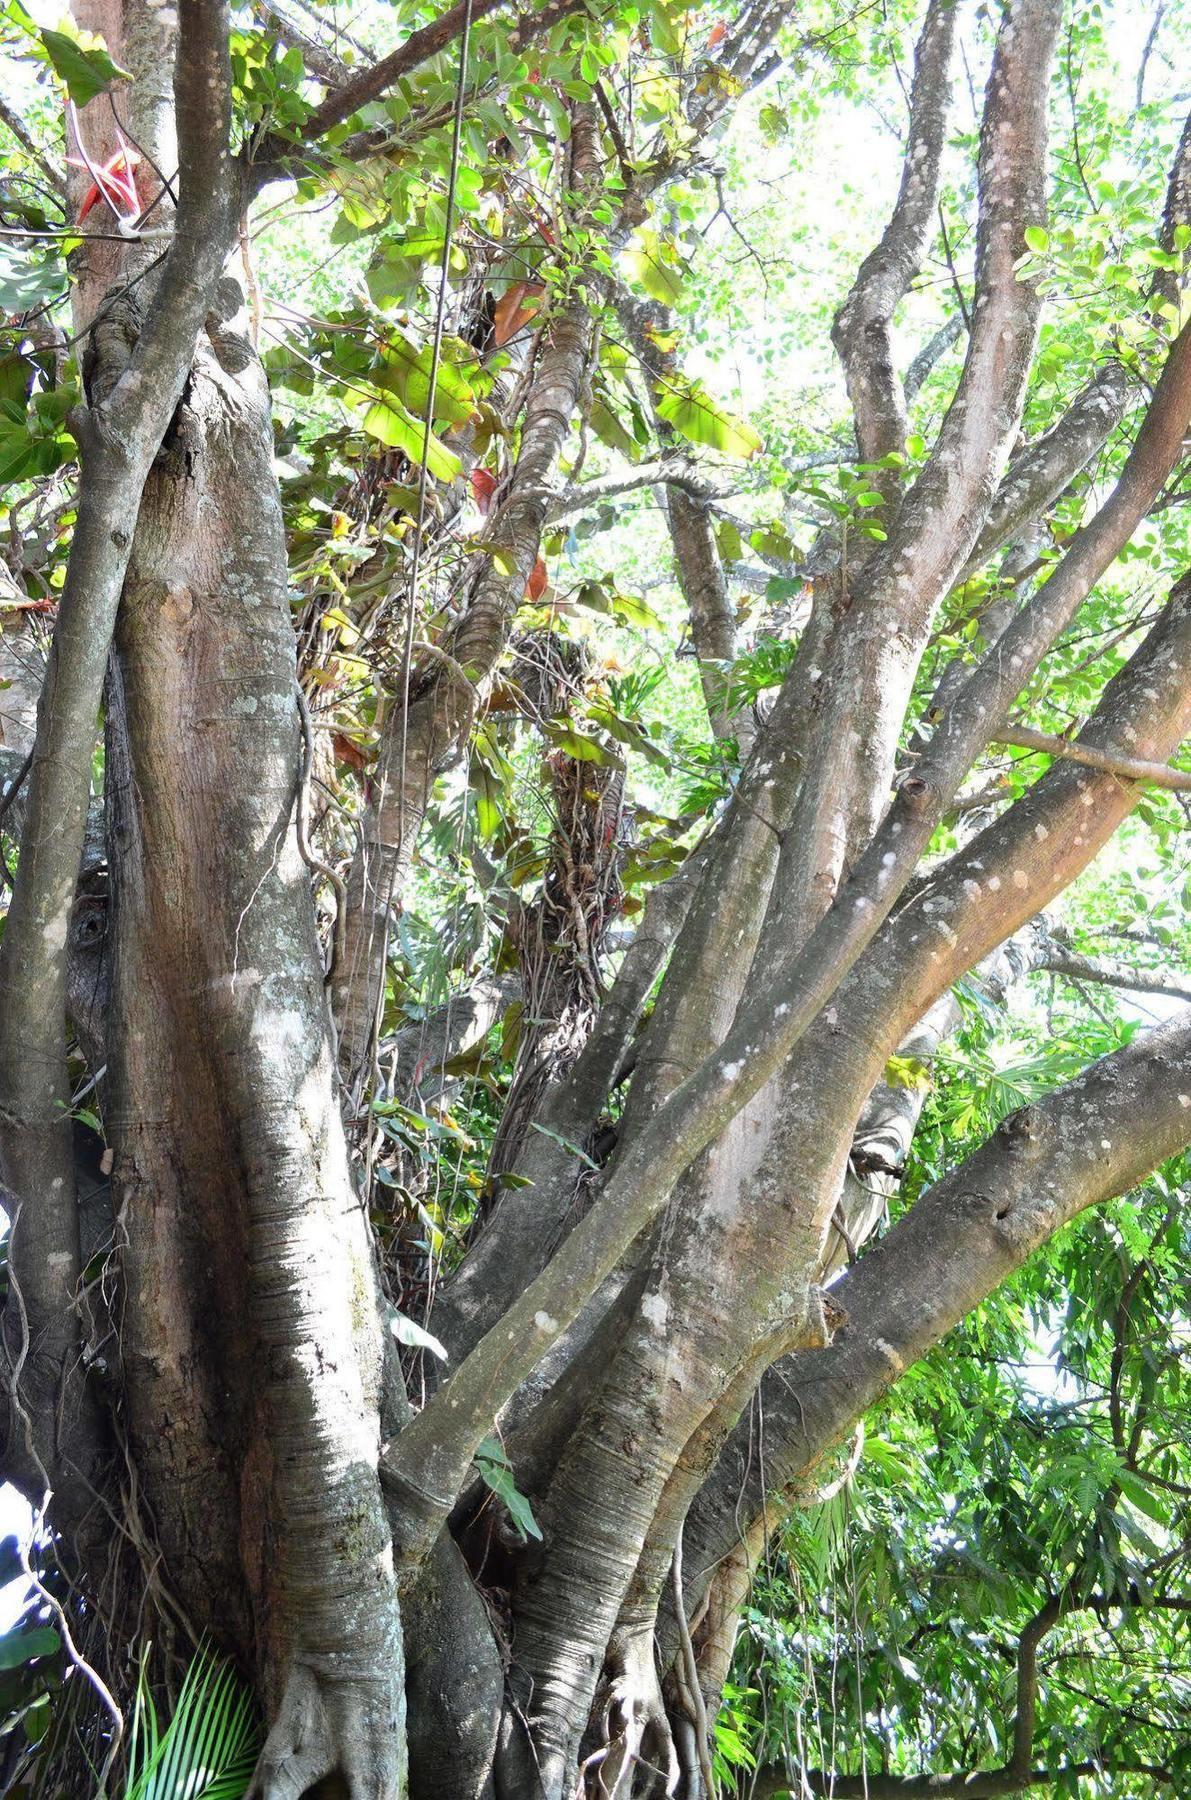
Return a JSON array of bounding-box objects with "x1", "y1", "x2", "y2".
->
[{"x1": 123, "y1": 1645, "x2": 260, "y2": 1800}]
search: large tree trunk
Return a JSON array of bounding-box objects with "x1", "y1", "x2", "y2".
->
[{"x1": 102, "y1": 276, "x2": 407, "y2": 1794}]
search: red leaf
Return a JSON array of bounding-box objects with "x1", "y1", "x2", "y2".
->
[
  {"x1": 493, "y1": 282, "x2": 545, "y2": 348},
  {"x1": 471, "y1": 467, "x2": 499, "y2": 514},
  {"x1": 524, "y1": 555, "x2": 548, "y2": 602},
  {"x1": 707, "y1": 21, "x2": 727, "y2": 46},
  {"x1": 332, "y1": 732, "x2": 370, "y2": 774}
]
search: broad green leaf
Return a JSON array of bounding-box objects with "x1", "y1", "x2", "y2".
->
[
  {"x1": 624, "y1": 228, "x2": 684, "y2": 305},
  {"x1": 390, "y1": 1311, "x2": 448, "y2": 1361},
  {"x1": 547, "y1": 725, "x2": 621, "y2": 766},
  {"x1": 39, "y1": 26, "x2": 128, "y2": 102},
  {"x1": 355, "y1": 388, "x2": 462, "y2": 483},
  {"x1": 0, "y1": 246, "x2": 67, "y2": 316},
  {"x1": 372, "y1": 333, "x2": 477, "y2": 428},
  {"x1": 0, "y1": 1624, "x2": 59, "y2": 1671},
  {"x1": 656, "y1": 378, "x2": 761, "y2": 460}
]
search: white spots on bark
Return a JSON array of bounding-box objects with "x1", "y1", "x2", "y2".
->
[
  {"x1": 534, "y1": 1310, "x2": 558, "y2": 1334},
  {"x1": 1100, "y1": 1139, "x2": 1112, "y2": 1152},
  {"x1": 1179, "y1": 1095, "x2": 1190, "y2": 1108},
  {"x1": 963, "y1": 879, "x2": 981, "y2": 899},
  {"x1": 1012, "y1": 870, "x2": 1029, "y2": 889},
  {"x1": 41, "y1": 914, "x2": 68, "y2": 952},
  {"x1": 873, "y1": 1336, "x2": 906, "y2": 1374},
  {"x1": 1033, "y1": 823, "x2": 1048, "y2": 840},
  {"x1": 721, "y1": 1059, "x2": 744, "y2": 1081},
  {"x1": 640, "y1": 1291, "x2": 669, "y2": 1333}
]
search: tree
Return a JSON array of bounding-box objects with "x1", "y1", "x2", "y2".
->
[{"x1": 0, "y1": 0, "x2": 1189, "y2": 1792}]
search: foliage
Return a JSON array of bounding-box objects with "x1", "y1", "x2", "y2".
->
[{"x1": 122, "y1": 1646, "x2": 261, "y2": 1800}]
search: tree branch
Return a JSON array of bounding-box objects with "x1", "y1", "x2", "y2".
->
[
  {"x1": 753, "y1": 1758, "x2": 1175, "y2": 1797},
  {"x1": 831, "y1": 0, "x2": 957, "y2": 486},
  {"x1": 1034, "y1": 947, "x2": 1191, "y2": 1005},
  {"x1": 675, "y1": 571, "x2": 1191, "y2": 1646},
  {"x1": 955, "y1": 360, "x2": 1136, "y2": 586},
  {"x1": 299, "y1": 0, "x2": 580, "y2": 143},
  {"x1": 0, "y1": 0, "x2": 236, "y2": 1511},
  {"x1": 994, "y1": 722, "x2": 1191, "y2": 791},
  {"x1": 254, "y1": 0, "x2": 351, "y2": 85}
]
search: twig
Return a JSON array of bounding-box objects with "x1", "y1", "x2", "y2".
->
[
  {"x1": 0, "y1": 746, "x2": 33, "y2": 830},
  {"x1": 0, "y1": 98, "x2": 64, "y2": 198}
]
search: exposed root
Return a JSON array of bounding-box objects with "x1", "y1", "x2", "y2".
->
[
  {"x1": 245, "y1": 1659, "x2": 404, "y2": 1800},
  {"x1": 588, "y1": 1628, "x2": 678, "y2": 1799}
]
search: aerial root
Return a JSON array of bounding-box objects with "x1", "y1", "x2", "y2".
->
[
  {"x1": 244, "y1": 1658, "x2": 404, "y2": 1800},
  {"x1": 584, "y1": 1630, "x2": 679, "y2": 1799}
]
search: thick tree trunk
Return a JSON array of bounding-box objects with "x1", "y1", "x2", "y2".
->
[{"x1": 104, "y1": 276, "x2": 404, "y2": 1797}]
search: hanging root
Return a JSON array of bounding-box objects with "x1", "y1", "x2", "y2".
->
[
  {"x1": 586, "y1": 1627, "x2": 679, "y2": 1799},
  {"x1": 245, "y1": 1659, "x2": 405, "y2": 1800}
]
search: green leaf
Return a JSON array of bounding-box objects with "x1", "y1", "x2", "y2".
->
[
  {"x1": 390, "y1": 1310, "x2": 449, "y2": 1361},
  {"x1": 125, "y1": 1645, "x2": 260, "y2": 1800},
  {"x1": 355, "y1": 388, "x2": 462, "y2": 483},
  {"x1": 1117, "y1": 1469, "x2": 1170, "y2": 1528},
  {"x1": 624, "y1": 229, "x2": 684, "y2": 306},
  {"x1": 372, "y1": 333, "x2": 477, "y2": 428},
  {"x1": 39, "y1": 26, "x2": 128, "y2": 103},
  {"x1": 474, "y1": 1437, "x2": 543, "y2": 1541},
  {"x1": 547, "y1": 725, "x2": 621, "y2": 766},
  {"x1": 0, "y1": 246, "x2": 67, "y2": 317},
  {"x1": 656, "y1": 378, "x2": 761, "y2": 460},
  {"x1": 1022, "y1": 224, "x2": 1049, "y2": 252},
  {"x1": 609, "y1": 589, "x2": 662, "y2": 631},
  {"x1": 589, "y1": 394, "x2": 639, "y2": 459},
  {"x1": 528, "y1": 1120, "x2": 599, "y2": 1168},
  {"x1": 0, "y1": 1624, "x2": 59, "y2": 1671}
]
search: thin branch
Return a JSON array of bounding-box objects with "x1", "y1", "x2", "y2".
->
[
  {"x1": 254, "y1": 0, "x2": 351, "y2": 85},
  {"x1": 903, "y1": 314, "x2": 963, "y2": 403},
  {"x1": 0, "y1": 98, "x2": 64, "y2": 199},
  {"x1": 753, "y1": 1758, "x2": 1175, "y2": 1797},
  {"x1": 298, "y1": 0, "x2": 579, "y2": 143},
  {"x1": 994, "y1": 722, "x2": 1191, "y2": 791},
  {"x1": 1034, "y1": 949, "x2": 1191, "y2": 1005},
  {"x1": 1135, "y1": 0, "x2": 1167, "y2": 112},
  {"x1": 831, "y1": 0, "x2": 958, "y2": 477}
]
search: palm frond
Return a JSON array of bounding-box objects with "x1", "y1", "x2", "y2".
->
[{"x1": 122, "y1": 1644, "x2": 260, "y2": 1800}]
